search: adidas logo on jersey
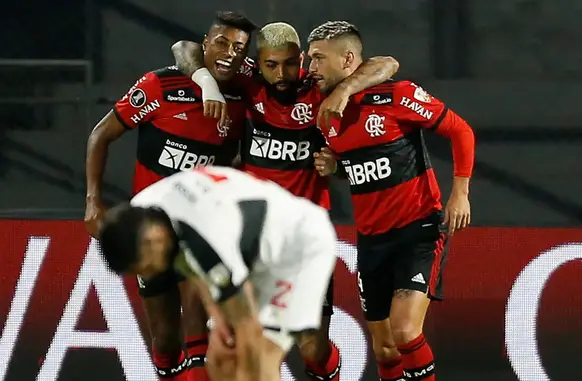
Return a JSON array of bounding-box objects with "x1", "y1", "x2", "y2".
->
[
  {"x1": 173, "y1": 112, "x2": 188, "y2": 120},
  {"x1": 411, "y1": 273, "x2": 426, "y2": 284},
  {"x1": 328, "y1": 126, "x2": 338, "y2": 137},
  {"x1": 158, "y1": 139, "x2": 215, "y2": 171},
  {"x1": 254, "y1": 102, "x2": 264, "y2": 114}
]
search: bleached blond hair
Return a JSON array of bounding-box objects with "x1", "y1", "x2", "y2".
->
[{"x1": 257, "y1": 22, "x2": 301, "y2": 50}]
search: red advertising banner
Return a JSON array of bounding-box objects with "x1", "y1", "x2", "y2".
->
[{"x1": 1, "y1": 221, "x2": 582, "y2": 381}]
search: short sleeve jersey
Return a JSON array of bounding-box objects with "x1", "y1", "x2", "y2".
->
[{"x1": 114, "y1": 66, "x2": 246, "y2": 195}]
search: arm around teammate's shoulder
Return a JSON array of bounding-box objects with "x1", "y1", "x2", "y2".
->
[
  {"x1": 316, "y1": 56, "x2": 399, "y2": 130},
  {"x1": 171, "y1": 40, "x2": 205, "y2": 78},
  {"x1": 336, "y1": 55, "x2": 400, "y2": 96}
]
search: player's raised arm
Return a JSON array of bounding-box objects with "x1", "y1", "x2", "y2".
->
[
  {"x1": 171, "y1": 13, "x2": 257, "y2": 126},
  {"x1": 171, "y1": 40, "x2": 205, "y2": 78},
  {"x1": 316, "y1": 55, "x2": 400, "y2": 129},
  {"x1": 335, "y1": 55, "x2": 399, "y2": 98},
  {"x1": 393, "y1": 80, "x2": 475, "y2": 234},
  {"x1": 307, "y1": 24, "x2": 399, "y2": 128},
  {"x1": 171, "y1": 40, "x2": 229, "y2": 121}
]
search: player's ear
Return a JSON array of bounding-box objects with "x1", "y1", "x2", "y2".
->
[
  {"x1": 343, "y1": 51, "x2": 355, "y2": 69},
  {"x1": 202, "y1": 35, "x2": 209, "y2": 52},
  {"x1": 299, "y1": 51, "x2": 305, "y2": 68}
]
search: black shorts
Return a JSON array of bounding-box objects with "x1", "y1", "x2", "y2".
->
[
  {"x1": 321, "y1": 209, "x2": 334, "y2": 317},
  {"x1": 322, "y1": 275, "x2": 334, "y2": 317},
  {"x1": 136, "y1": 268, "x2": 185, "y2": 298},
  {"x1": 356, "y1": 212, "x2": 448, "y2": 322}
]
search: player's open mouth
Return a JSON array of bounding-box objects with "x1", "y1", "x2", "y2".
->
[
  {"x1": 312, "y1": 76, "x2": 324, "y2": 84},
  {"x1": 215, "y1": 60, "x2": 232, "y2": 73}
]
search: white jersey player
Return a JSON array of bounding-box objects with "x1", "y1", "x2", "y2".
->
[{"x1": 98, "y1": 166, "x2": 337, "y2": 381}]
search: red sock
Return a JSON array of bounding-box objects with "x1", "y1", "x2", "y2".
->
[
  {"x1": 304, "y1": 341, "x2": 341, "y2": 380},
  {"x1": 185, "y1": 334, "x2": 209, "y2": 381},
  {"x1": 152, "y1": 347, "x2": 189, "y2": 380},
  {"x1": 397, "y1": 334, "x2": 435, "y2": 381},
  {"x1": 378, "y1": 356, "x2": 406, "y2": 381}
]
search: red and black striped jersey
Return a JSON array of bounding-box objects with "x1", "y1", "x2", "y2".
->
[
  {"x1": 235, "y1": 59, "x2": 330, "y2": 209},
  {"x1": 320, "y1": 80, "x2": 450, "y2": 236},
  {"x1": 113, "y1": 66, "x2": 246, "y2": 195}
]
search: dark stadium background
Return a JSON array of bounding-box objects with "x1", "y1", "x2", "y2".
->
[{"x1": 1, "y1": 1, "x2": 582, "y2": 381}]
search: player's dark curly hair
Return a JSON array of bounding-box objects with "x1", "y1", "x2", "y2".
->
[
  {"x1": 213, "y1": 11, "x2": 258, "y2": 35},
  {"x1": 98, "y1": 203, "x2": 173, "y2": 274}
]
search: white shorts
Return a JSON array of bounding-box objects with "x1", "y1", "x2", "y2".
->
[{"x1": 252, "y1": 203, "x2": 337, "y2": 352}]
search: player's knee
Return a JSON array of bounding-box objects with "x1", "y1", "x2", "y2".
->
[
  {"x1": 371, "y1": 332, "x2": 399, "y2": 362},
  {"x1": 372, "y1": 342, "x2": 400, "y2": 363},
  {"x1": 390, "y1": 320, "x2": 422, "y2": 345}
]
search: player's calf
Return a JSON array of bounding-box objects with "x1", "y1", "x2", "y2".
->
[
  {"x1": 297, "y1": 316, "x2": 341, "y2": 381},
  {"x1": 298, "y1": 318, "x2": 340, "y2": 381},
  {"x1": 179, "y1": 280, "x2": 210, "y2": 381},
  {"x1": 390, "y1": 289, "x2": 434, "y2": 381},
  {"x1": 367, "y1": 319, "x2": 404, "y2": 381},
  {"x1": 141, "y1": 289, "x2": 189, "y2": 381}
]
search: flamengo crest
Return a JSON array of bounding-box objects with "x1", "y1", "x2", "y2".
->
[
  {"x1": 364, "y1": 113, "x2": 386, "y2": 137},
  {"x1": 291, "y1": 103, "x2": 314, "y2": 125}
]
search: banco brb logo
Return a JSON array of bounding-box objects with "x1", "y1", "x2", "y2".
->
[
  {"x1": 158, "y1": 140, "x2": 215, "y2": 170},
  {"x1": 505, "y1": 243, "x2": 582, "y2": 381}
]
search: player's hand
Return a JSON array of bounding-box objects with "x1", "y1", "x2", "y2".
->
[
  {"x1": 203, "y1": 100, "x2": 229, "y2": 127},
  {"x1": 84, "y1": 198, "x2": 106, "y2": 238},
  {"x1": 194, "y1": 67, "x2": 230, "y2": 127},
  {"x1": 207, "y1": 330, "x2": 237, "y2": 380},
  {"x1": 317, "y1": 87, "x2": 349, "y2": 130},
  {"x1": 313, "y1": 147, "x2": 337, "y2": 177},
  {"x1": 443, "y1": 193, "x2": 471, "y2": 235}
]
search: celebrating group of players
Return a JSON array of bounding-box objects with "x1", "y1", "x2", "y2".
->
[{"x1": 85, "y1": 10, "x2": 475, "y2": 381}]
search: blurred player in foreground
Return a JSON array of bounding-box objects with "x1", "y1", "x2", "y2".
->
[
  {"x1": 171, "y1": 22, "x2": 399, "y2": 380},
  {"x1": 85, "y1": 11, "x2": 257, "y2": 381},
  {"x1": 98, "y1": 167, "x2": 337, "y2": 381},
  {"x1": 309, "y1": 22, "x2": 475, "y2": 381}
]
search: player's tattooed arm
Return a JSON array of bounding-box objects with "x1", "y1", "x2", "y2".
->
[
  {"x1": 316, "y1": 56, "x2": 399, "y2": 129},
  {"x1": 220, "y1": 282, "x2": 262, "y2": 381},
  {"x1": 171, "y1": 40, "x2": 229, "y2": 124},
  {"x1": 171, "y1": 40, "x2": 205, "y2": 77},
  {"x1": 335, "y1": 55, "x2": 400, "y2": 96}
]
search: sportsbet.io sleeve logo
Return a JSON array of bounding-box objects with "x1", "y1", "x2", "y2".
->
[{"x1": 129, "y1": 88, "x2": 147, "y2": 108}]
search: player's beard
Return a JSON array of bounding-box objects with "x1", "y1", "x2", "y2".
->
[{"x1": 265, "y1": 80, "x2": 300, "y2": 105}]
